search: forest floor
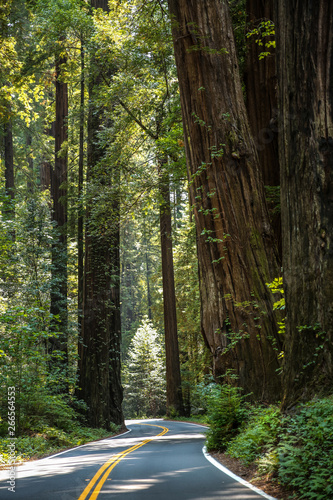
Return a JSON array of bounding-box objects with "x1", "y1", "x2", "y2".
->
[{"x1": 210, "y1": 451, "x2": 298, "y2": 500}]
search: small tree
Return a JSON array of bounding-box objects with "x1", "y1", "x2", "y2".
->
[{"x1": 123, "y1": 318, "x2": 166, "y2": 418}]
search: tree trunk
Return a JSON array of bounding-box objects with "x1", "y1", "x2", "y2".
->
[
  {"x1": 27, "y1": 132, "x2": 34, "y2": 193},
  {"x1": 275, "y1": 0, "x2": 333, "y2": 408},
  {"x1": 159, "y1": 162, "x2": 184, "y2": 415},
  {"x1": 4, "y1": 118, "x2": 14, "y2": 203},
  {"x1": 168, "y1": 0, "x2": 282, "y2": 400},
  {"x1": 245, "y1": 0, "x2": 281, "y2": 257},
  {"x1": 40, "y1": 123, "x2": 54, "y2": 191},
  {"x1": 77, "y1": 0, "x2": 124, "y2": 429},
  {"x1": 49, "y1": 54, "x2": 68, "y2": 361},
  {"x1": 78, "y1": 40, "x2": 85, "y2": 328},
  {"x1": 3, "y1": 113, "x2": 15, "y2": 240}
]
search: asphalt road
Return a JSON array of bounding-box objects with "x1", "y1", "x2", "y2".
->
[{"x1": 0, "y1": 419, "x2": 276, "y2": 500}]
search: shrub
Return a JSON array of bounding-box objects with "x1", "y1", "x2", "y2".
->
[
  {"x1": 203, "y1": 382, "x2": 247, "y2": 451},
  {"x1": 277, "y1": 397, "x2": 333, "y2": 499},
  {"x1": 226, "y1": 405, "x2": 281, "y2": 466}
]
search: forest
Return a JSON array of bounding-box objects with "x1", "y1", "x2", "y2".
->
[{"x1": 0, "y1": 0, "x2": 332, "y2": 499}]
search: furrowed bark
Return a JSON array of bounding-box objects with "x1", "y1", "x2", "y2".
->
[
  {"x1": 168, "y1": 0, "x2": 282, "y2": 400},
  {"x1": 276, "y1": 0, "x2": 333, "y2": 407}
]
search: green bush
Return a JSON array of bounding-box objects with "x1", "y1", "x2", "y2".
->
[
  {"x1": 277, "y1": 397, "x2": 333, "y2": 499},
  {"x1": 202, "y1": 382, "x2": 247, "y2": 451},
  {"x1": 226, "y1": 405, "x2": 281, "y2": 466},
  {"x1": 218, "y1": 397, "x2": 333, "y2": 499}
]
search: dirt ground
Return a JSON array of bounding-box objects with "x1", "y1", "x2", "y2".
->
[{"x1": 210, "y1": 451, "x2": 299, "y2": 500}]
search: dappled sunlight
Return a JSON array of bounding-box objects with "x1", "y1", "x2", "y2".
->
[
  {"x1": 158, "y1": 432, "x2": 205, "y2": 441},
  {"x1": 102, "y1": 478, "x2": 160, "y2": 492},
  {"x1": 96, "y1": 465, "x2": 267, "y2": 500}
]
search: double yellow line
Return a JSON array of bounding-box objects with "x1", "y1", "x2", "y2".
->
[{"x1": 78, "y1": 423, "x2": 169, "y2": 500}]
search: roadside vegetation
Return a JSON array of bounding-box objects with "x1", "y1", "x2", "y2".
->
[
  {"x1": 202, "y1": 383, "x2": 333, "y2": 500},
  {"x1": 0, "y1": 396, "x2": 119, "y2": 466}
]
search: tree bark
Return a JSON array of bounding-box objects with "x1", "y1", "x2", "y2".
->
[
  {"x1": 40, "y1": 122, "x2": 54, "y2": 191},
  {"x1": 3, "y1": 112, "x2": 15, "y2": 240},
  {"x1": 275, "y1": 0, "x2": 333, "y2": 407},
  {"x1": 4, "y1": 118, "x2": 14, "y2": 203},
  {"x1": 77, "y1": 0, "x2": 124, "y2": 429},
  {"x1": 49, "y1": 53, "x2": 68, "y2": 362},
  {"x1": 245, "y1": 0, "x2": 281, "y2": 257},
  {"x1": 78, "y1": 40, "x2": 85, "y2": 328},
  {"x1": 159, "y1": 162, "x2": 184, "y2": 415},
  {"x1": 168, "y1": 0, "x2": 282, "y2": 400},
  {"x1": 143, "y1": 220, "x2": 152, "y2": 321}
]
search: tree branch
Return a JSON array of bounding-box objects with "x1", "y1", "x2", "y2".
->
[{"x1": 118, "y1": 99, "x2": 158, "y2": 140}]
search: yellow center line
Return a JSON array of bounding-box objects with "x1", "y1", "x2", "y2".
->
[{"x1": 78, "y1": 423, "x2": 169, "y2": 500}]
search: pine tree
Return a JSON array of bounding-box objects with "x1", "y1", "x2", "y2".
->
[{"x1": 123, "y1": 318, "x2": 166, "y2": 418}]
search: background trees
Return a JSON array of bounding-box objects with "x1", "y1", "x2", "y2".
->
[{"x1": 122, "y1": 318, "x2": 166, "y2": 418}]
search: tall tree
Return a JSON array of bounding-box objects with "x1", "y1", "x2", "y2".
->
[
  {"x1": 168, "y1": 0, "x2": 282, "y2": 400},
  {"x1": 77, "y1": 0, "x2": 124, "y2": 428},
  {"x1": 159, "y1": 162, "x2": 184, "y2": 415},
  {"x1": 49, "y1": 49, "x2": 69, "y2": 362},
  {"x1": 123, "y1": 318, "x2": 166, "y2": 418},
  {"x1": 275, "y1": 0, "x2": 333, "y2": 407},
  {"x1": 3, "y1": 114, "x2": 14, "y2": 214},
  {"x1": 78, "y1": 38, "x2": 85, "y2": 327}
]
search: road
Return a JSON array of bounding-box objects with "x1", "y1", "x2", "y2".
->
[{"x1": 0, "y1": 419, "x2": 276, "y2": 500}]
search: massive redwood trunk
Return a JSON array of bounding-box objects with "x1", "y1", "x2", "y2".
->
[
  {"x1": 77, "y1": 0, "x2": 123, "y2": 429},
  {"x1": 275, "y1": 0, "x2": 333, "y2": 407},
  {"x1": 168, "y1": 0, "x2": 282, "y2": 400},
  {"x1": 245, "y1": 0, "x2": 281, "y2": 256},
  {"x1": 159, "y1": 163, "x2": 184, "y2": 415}
]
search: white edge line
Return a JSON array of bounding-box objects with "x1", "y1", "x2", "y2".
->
[
  {"x1": 42, "y1": 429, "x2": 132, "y2": 460},
  {"x1": 202, "y1": 446, "x2": 277, "y2": 500}
]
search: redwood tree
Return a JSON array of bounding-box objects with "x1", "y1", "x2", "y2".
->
[
  {"x1": 275, "y1": 0, "x2": 333, "y2": 407},
  {"x1": 77, "y1": 0, "x2": 124, "y2": 429},
  {"x1": 49, "y1": 52, "x2": 68, "y2": 362},
  {"x1": 168, "y1": 0, "x2": 282, "y2": 400},
  {"x1": 4, "y1": 117, "x2": 14, "y2": 204},
  {"x1": 159, "y1": 163, "x2": 184, "y2": 415}
]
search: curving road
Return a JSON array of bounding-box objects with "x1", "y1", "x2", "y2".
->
[{"x1": 0, "y1": 419, "x2": 276, "y2": 500}]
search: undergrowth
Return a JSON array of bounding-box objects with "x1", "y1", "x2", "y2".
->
[
  {"x1": 0, "y1": 391, "x2": 119, "y2": 466},
  {"x1": 202, "y1": 383, "x2": 333, "y2": 500},
  {"x1": 0, "y1": 424, "x2": 117, "y2": 465}
]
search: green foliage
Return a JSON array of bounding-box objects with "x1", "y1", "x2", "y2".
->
[
  {"x1": 277, "y1": 397, "x2": 333, "y2": 499},
  {"x1": 213, "y1": 397, "x2": 333, "y2": 499},
  {"x1": 173, "y1": 215, "x2": 210, "y2": 414},
  {"x1": 266, "y1": 277, "x2": 285, "y2": 355},
  {"x1": 266, "y1": 277, "x2": 285, "y2": 311},
  {"x1": 197, "y1": 381, "x2": 248, "y2": 451},
  {"x1": 122, "y1": 318, "x2": 166, "y2": 418},
  {"x1": 246, "y1": 19, "x2": 276, "y2": 60},
  {"x1": 0, "y1": 423, "x2": 117, "y2": 465},
  {"x1": 226, "y1": 405, "x2": 281, "y2": 465}
]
